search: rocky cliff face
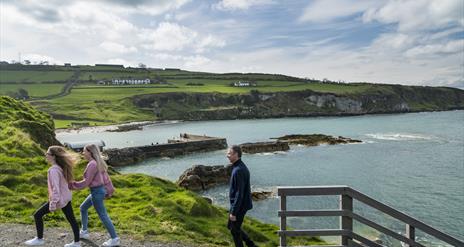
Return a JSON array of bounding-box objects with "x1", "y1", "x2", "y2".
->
[{"x1": 132, "y1": 86, "x2": 464, "y2": 121}]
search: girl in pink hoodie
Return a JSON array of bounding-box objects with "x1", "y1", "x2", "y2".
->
[
  {"x1": 71, "y1": 144, "x2": 119, "y2": 247},
  {"x1": 25, "y1": 146, "x2": 80, "y2": 247}
]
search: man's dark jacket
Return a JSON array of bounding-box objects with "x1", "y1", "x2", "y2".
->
[{"x1": 229, "y1": 159, "x2": 253, "y2": 216}]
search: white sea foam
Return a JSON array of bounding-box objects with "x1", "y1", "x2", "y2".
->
[
  {"x1": 365, "y1": 133, "x2": 433, "y2": 141},
  {"x1": 254, "y1": 151, "x2": 288, "y2": 156}
]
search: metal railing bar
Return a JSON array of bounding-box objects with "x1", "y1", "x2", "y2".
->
[
  {"x1": 278, "y1": 210, "x2": 350, "y2": 217},
  {"x1": 278, "y1": 229, "x2": 350, "y2": 237},
  {"x1": 351, "y1": 213, "x2": 425, "y2": 247},
  {"x1": 347, "y1": 188, "x2": 464, "y2": 246},
  {"x1": 351, "y1": 232, "x2": 384, "y2": 247},
  {"x1": 278, "y1": 186, "x2": 349, "y2": 196}
]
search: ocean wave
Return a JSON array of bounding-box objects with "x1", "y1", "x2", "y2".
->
[
  {"x1": 365, "y1": 133, "x2": 434, "y2": 141},
  {"x1": 255, "y1": 151, "x2": 288, "y2": 156}
]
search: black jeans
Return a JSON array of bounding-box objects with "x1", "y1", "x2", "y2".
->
[
  {"x1": 228, "y1": 212, "x2": 255, "y2": 247},
  {"x1": 33, "y1": 201, "x2": 80, "y2": 242}
]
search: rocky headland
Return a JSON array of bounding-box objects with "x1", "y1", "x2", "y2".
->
[
  {"x1": 274, "y1": 134, "x2": 362, "y2": 146},
  {"x1": 131, "y1": 86, "x2": 464, "y2": 121}
]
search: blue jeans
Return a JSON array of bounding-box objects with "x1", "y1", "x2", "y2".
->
[{"x1": 80, "y1": 185, "x2": 117, "y2": 238}]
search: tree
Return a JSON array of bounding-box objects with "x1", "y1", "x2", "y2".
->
[
  {"x1": 138, "y1": 63, "x2": 147, "y2": 69},
  {"x1": 24, "y1": 60, "x2": 31, "y2": 65},
  {"x1": 18, "y1": 88, "x2": 29, "y2": 99},
  {"x1": 7, "y1": 88, "x2": 29, "y2": 100},
  {"x1": 88, "y1": 74, "x2": 93, "y2": 81}
]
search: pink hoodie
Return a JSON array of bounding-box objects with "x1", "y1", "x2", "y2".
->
[
  {"x1": 72, "y1": 160, "x2": 113, "y2": 195},
  {"x1": 47, "y1": 164, "x2": 72, "y2": 211}
]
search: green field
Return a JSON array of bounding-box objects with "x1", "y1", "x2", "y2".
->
[
  {"x1": 0, "y1": 83, "x2": 64, "y2": 97},
  {"x1": 0, "y1": 71, "x2": 73, "y2": 83},
  {"x1": 79, "y1": 71, "x2": 152, "y2": 81},
  {"x1": 2, "y1": 64, "x2": 451, "y2": 128},
  {"x1": 168, "y1": 78, "x2": 305, "y2": 87},
  {"x1": 0, "y1": 64, "x2": 377, "y2": 127},
  {"x1": 53, "y1": 119, "x2": 114, "y2": 129},
  {"x1": 39, "y1": 81, "x2": 374, "y2": 127},
  {"x1": 0, "y1": 80, "x2": 371, "y2": 101}
]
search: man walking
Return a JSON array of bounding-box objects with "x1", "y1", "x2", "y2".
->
[{"x1": 227, "y1": 145, "x2": 257, "y2": 247}]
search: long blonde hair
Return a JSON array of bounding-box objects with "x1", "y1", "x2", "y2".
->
[
  {"x1": 84, "y1": 144, "x2": 108, "y2": 172},
  {"x1": 48, "y1": 146, "x2": 75, "y2": 183}
]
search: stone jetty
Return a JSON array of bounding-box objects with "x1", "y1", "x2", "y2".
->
[{"x1": 104, "y1": 133, "x2": 227, "y2": 166}]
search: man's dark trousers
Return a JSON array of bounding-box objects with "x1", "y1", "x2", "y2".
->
[{"x1": 228, "y1": 211, "x2": 255, "y2": 247}]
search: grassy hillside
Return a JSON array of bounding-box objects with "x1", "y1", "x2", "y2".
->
[
  {"x1": 0, "y1": 71, "x2": 74, "y2": 83},
  {"x1": 0, "y1": 83, "x2": 65, "y2": 97},
  {"x1": 0, "y1": 96, "x2": 326, "y2": 246},
  {"x1": 1, "y1": 64, "x2": 463, "y2": 128}
]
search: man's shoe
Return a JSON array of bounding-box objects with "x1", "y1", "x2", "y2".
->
[
  {"x1": 24, "y1": 237, "x2": 45, "y2": 246},
  {"x1": 102, "y1": 237, "x2": 120, "y2": 246}
]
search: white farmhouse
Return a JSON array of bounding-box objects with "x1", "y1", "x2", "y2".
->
[
  {"x1": 111, "y1": 78, "x2": 151, "y2": 85},
  {"x1": 232, "y1": 81, "x2": 257, "y2": 87}
]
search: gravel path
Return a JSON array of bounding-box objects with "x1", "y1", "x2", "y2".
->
[{"x1": 0, "y1": 224, "x2": 192, "y2": 247}]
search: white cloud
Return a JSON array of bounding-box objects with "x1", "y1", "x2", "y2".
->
[
  {"x1": 371, "y1": 32, "x2": 417, "y2": 51},
  {"x1": 184, "y1": 55, "x2": 211, "y2": 68},
  {"x1": 105, "y1": 58, "x2": 137, "y2": 66},
  {"x1": 140, "y1": 22, "x2": 225, "y2": 52},
  {"x1": 1, "y1": 0, "x2": 462, "y2": 88},
  {"x1": 21, "y1": 54, "x2": 63, "y2": 65},
  {"x1": 125, "y1": 0, "x2": 191, "y2": 16},
  {"x1": 299, "y1": 0, "x2": 381, "y2": 23},
  {"x1": 363, "y1": 0, "x2": 463, "y2": 31},
  {"x1": 405, "y1": 39, "x2": 464, "y2": 58},
  {"x1": 99, "y1": 42, "x2": 138, "y2": 54},
  {"x1": 1, "y1": 1, "x2": 224, "y2": 65},
  {"x1": 141, "y1": 22, "x2": 197, "y2": 51},
  {"x1": 214, "y1": 0, "x2": 273, "y2": 11},
  {"x1": 196, "y1": 34, "x2": 226, "y2": 52},
  {"x1": 148, "y1": 53, "x2": 211, "y2": 69}
]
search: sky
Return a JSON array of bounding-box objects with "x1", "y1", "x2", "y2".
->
[{"x1": 0, "y1": 0, "x2": 463, "y2": 87}]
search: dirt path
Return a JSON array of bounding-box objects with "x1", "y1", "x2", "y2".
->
[
  {"x1": 0, "y1": 223, "x2": 192, "y2": 247},
  {"x1": 33, "y1": 70, "x2": 80, "y2": 101}
]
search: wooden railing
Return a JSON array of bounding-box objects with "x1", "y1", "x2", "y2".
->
[{"x1": 277, "y1": 186, "x2": 463, "y2": 247}]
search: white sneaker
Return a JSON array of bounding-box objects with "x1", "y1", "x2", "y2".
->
[
  {"x1": 64, "y1": 241, "x2": 81, "y2": 247},
  {"x1": 79, "y1": 229, "x2": 90, "y2": 239},
  {"x1": 102, "y1": 237, "x2": 120, "y2": 246},
  {"x1": 24, "y1": 237, "x2": 45, "y2": 246}
]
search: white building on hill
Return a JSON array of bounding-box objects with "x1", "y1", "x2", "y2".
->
[
  {"x1": 111, "y1": 78, "x2": 151, "y2": 85},
  {"x1": 232, "y1": 81, "x2": 257, "y2": 87}
]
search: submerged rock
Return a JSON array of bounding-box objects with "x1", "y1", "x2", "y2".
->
[
  {"x1": 274, "y1": 134, "x2": 362, "y2": 146},
  {"x1": 251, "y1": 191, "x2": 274, "y2": 201},
  {"x1": 107, "y1": 124, "x2": 143, "y2": 132},
  {"x1": 240, "y1": 141, "x2": 290, "y2": 154}
]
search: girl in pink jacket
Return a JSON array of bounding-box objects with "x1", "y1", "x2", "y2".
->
[
  {"x1": 71, "y1": 144, "x2": 119, "y2": 247},
  {"x1": 25, "y1": 146, "x2": 80, "y2": 247}
]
